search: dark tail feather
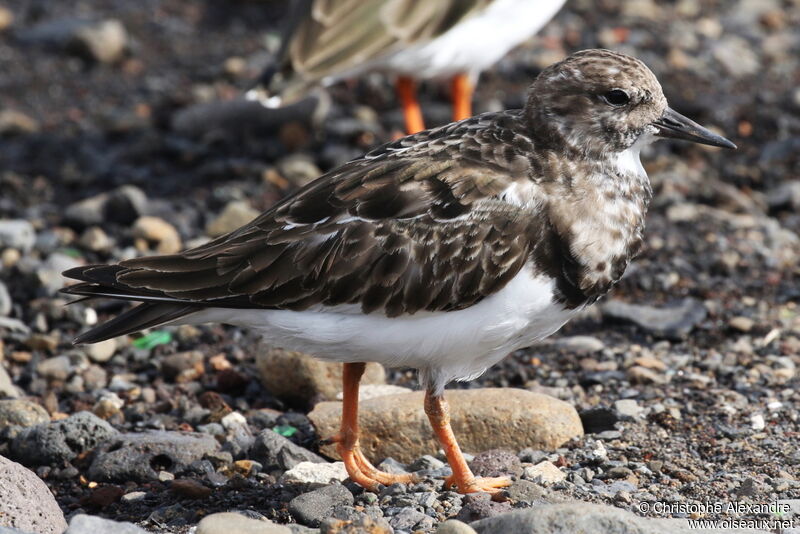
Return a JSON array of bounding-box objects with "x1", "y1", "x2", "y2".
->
[
  {"x1": 62, "y1": 281, "x2": 182, "y2": 304},
  {"x1": 73, "y1": 302, "x2": 197, "y2": 345}
]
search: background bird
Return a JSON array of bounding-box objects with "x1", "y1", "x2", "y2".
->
[
  {"x1": 248, "y1": 0, "x2": 566, "y2": 133},
  {"x1": 63, "y1": 49, "x2": 734, "y2": 498}
]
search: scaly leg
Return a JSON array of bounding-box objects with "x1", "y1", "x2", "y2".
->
[
  {"x1": 331, "y1": 362, "x2": 416, "y2": 489},
  {"x1": 396, "y1": 76, "x2": 425, "y2": 134},
  {"x1": 424, "y1": 389, "x2": 510, "y2": 499},
  {"x1": 451, "y1": 73, "x2": 473, "y2": 122}
]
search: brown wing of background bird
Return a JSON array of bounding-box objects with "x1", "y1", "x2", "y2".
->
[{"x1": 269, "y1": 0, "x2": 492, "y2": 101}]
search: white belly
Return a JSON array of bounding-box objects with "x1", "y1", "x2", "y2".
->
[
  {"x1": 185, "y1": 264, "x2": 578, "y2": 390},
  {"x1": 331, "y1": 0, "x2": 566, "y2": 81}
]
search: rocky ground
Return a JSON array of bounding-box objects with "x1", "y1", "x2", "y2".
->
[{"x1": 1, "y1": 0, "x2": 799, "y2": 533}]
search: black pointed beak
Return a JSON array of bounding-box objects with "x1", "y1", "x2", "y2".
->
[{"x1": 653, "y1": 107, "x2": 736, "y2": 149}]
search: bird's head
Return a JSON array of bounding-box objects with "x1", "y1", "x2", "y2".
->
[{"x1": 526, "y1": 49, "x2": 735, "y2": 157}]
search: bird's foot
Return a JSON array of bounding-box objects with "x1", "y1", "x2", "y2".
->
[
  {"x1": 443, "y1": 474, "x2": 511, "y2": 501},
  {"x1": 332, "y1": 437, "x2": 417, "y2": 490}
]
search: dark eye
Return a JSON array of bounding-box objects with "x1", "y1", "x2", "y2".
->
[{"x1": 602, "y1": 89, "x2": 630, "y2": 107}]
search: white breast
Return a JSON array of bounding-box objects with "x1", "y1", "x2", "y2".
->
[
  {"x1": 184, "y1": 263, "x2": 578, "y2": 391},
  {"x1": 372, "y1": 0, "x2": 565, "y2": 79}
]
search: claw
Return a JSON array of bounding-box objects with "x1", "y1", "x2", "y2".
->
[
  {"x1": 444, "y1": 474, "x2": 511, "y2": 500},
  {"x1": 337, "y1": 442, "x2": 416, "y2": 490}
]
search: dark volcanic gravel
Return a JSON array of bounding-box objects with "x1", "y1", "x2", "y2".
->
[{"x1": 1, "y1": 1, "x2": 799, "y2": 533}]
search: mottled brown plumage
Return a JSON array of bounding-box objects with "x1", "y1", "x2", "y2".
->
[
  {"x1": 63, "y1": 49, "x2": 736, "y2": 497},
  {"x1": 63, "y1": 49, "x2": 734, "y2": 357}
]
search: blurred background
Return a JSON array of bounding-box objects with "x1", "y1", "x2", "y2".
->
[{"x1": 0, "y1": 0, "x2": 799, "y2": 531}]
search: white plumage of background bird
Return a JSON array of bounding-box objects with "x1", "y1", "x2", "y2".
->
[{"x1": 248, "y1": 0, "x2": 566, "y2": 133}]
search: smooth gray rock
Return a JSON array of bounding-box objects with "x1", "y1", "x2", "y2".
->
[
  {"x1": 105, "y1": 185, "x2": 148, "y2": 225},
  {"x1": 614, "y1": 399, "x2": 643, "y2": 420},
  {"x1": 172, "y1": 97, "x2": 323, "y2": 138},
  {"x1": 505, "y1": 479, "x2": 552, "y2": 503},
  {"x1": 0, "y1": 399, "x2": 50, "y2": 428},
  {"x1": 288, "y1": 484, "x2": 354, "y2": 527},
  {"x1": 37, "y1": 252, "x2": 82, "y2": 295},
  {"x1": 470, "y1": 502, "x2": 770, "y2": 534},
  {"x1": 0, "y1": 363, "x2": 20, "y2": 399},
  {"x1": 196, "y1": 512, "x2": 292, "y2": 534},
  {"x1": 87, "y1": 430, "x2": 220, "y2": 481},
  {"x1": 251, "y1": 429, "x2": 327, "y2": 471},
  {"x1": 0, "y1": 455, "x2": 67, "y2": 534},
  {"x1": 436, "y1": 520, "x2": 477, "y2": 534},
  {"x1": 601, "y1": 298, "x2": 707, "y2": 340},
  {"x1": 65, "y1": 186, "x2": 147, "y2": 228},
  {"x1": 36, "y1": 355, "x2": 75, "y2": 381},
  {"x1": 0, "y1": 527, "x2": 37, "y2": 534},
  {"x1": 0, "y1": 220, "x2": 35, "y2": 252},
  {"x1": 10, "y1": 411, "x2": 117, "y2": 465},
  {"x1": 553, "y1": 335, "x2": 605, "y2": 353},
  {"x1": 767, "y1": 181, "x2": 800, "y2": 210},
  {"x1": 0, "y1": 281, "x2": 11, "y2": 316},
  {"x1": 64, "y1": 514, "x2": 148, "y2": 534},
  {"x1": 20, "y1": 18, "x2": 127, "y2": 63},
  {"x1": 64, "y1": 193, "x2": 108, "y2": 227}
]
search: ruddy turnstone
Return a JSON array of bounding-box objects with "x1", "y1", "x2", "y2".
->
[
  {"x1": 248, "y1": 0, "x2": 566, "y2": 133},
  {"x1": 63, "y1": 49, "x2": 735, "y2": 497}
]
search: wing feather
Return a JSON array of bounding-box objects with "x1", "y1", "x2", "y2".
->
[{"x1": 64, "y1": 112, "x2": 545, "y2": 317}]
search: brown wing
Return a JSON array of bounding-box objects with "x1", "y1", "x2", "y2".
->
[
  {"x1": 70, "y1": 112, "x2": 539, "y2": 317},
  {"x1": 274, "y1": 0, "x2": 492, "y2": 97}
]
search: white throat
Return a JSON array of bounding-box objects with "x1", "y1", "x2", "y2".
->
[{"x1": 614, "y1": 132, "x2": 654, "y2": 178}]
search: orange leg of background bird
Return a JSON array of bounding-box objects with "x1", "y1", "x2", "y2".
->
[
  {"x1": 332, "y1": 363, "x2": 416, "y2": 489},
  {"x1": 451, "y1": 73, "x2": 473, "y2": 122},
  {"x1": 396, "y1": 76, "x2": 425, "y2": 134},
  {"x1": 424, "y1": 389, "x2": 510, "y2": 499}
]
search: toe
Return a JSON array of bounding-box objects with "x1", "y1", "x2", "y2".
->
[{"x1": 445, "y1": 475, "x2": 512, "y2": 498}]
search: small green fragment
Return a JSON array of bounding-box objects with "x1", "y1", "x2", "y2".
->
[
  {"x1": 132, "y1": 330, "x2": 172, "y2": 350},
  {"x1": 60, "y1": 247, "x2": 83, "y2": 259},
  {"x1": 273, "y1": 425, "x2": 297, "y2": 438}
]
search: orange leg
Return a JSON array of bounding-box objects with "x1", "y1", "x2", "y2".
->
[
  {"x1": 451, "y1": 73, "x2": 473, "y2": 122},
  {"x1": 424, "y1": 389, "x2": 510, "y2": 499},
  {"x1": 331, "y1": 363, "x2": 416, "y2": 490},
  {"x1": 396, "y1": 76, "x2": 425, "y2": 134}
]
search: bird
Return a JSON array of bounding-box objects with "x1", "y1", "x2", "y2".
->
[
  {"x1": 62, "y1": 49, "x2": 735, "y2": 498},
  {"x1": 247, "y1": 0, "x2": 566, "y2": 133}
]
